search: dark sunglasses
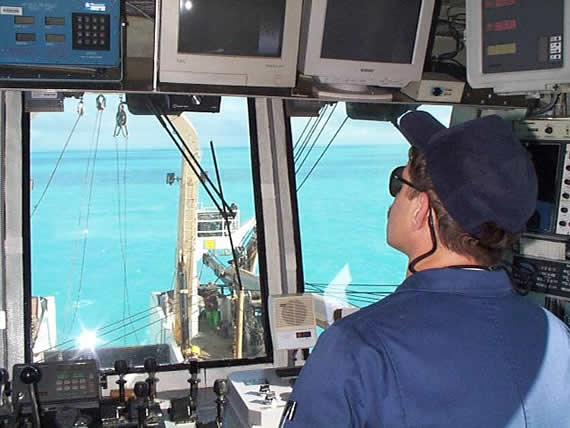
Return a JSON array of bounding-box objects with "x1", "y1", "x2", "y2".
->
[{"x1": 389, "y1": 166, "x2": 421, "y2": 197}]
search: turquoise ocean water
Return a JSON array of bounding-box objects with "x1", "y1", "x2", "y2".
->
[{"x1": 31, "y1": 129, "x2": 410, "y2": 349}]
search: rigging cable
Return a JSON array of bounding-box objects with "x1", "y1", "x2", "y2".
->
[
  {"x1": 292, "y1": 115, "x2": 315, "y2": 152},
  {"x1": 162, "y1": 113, "x2": 236, "y2": 215},
  {"x1": 146, "y1": 98, "x2": 235, "y2": 217},
  {"x1": 63, "y1": 99, "x2": 101, "y2": 336},
  {"x1": 31, "y1": 98, "x2": 84, "y2": 217},
  {"x1": 297, "y1": 115, "x2": 349, "y2": 192},
  {"x1": 68, "y1": 95, "x2": 106, "y2": 337},
  {"x1": 295, "y1": 103, "x2": 338, "y2": 175},
  {"x1": 60, "y1": 308, "x2": 160, "y2": 353},
  {"x1": 293, "y1": 104, "x2": 329, "y2": 164},
  {"x1": 98, "y1": 316, "x2": 164, "y2": 348},
  {"x1": 113, "y1": 98, "x2": 137, "y2": 343},
  {"x1": 125, "y1": 1, "x2": 153, "y2": 21},
  {"x1": 209, "y1": 140, "x2": 244, "y2": 291},
  {"x1": 37, "y1": 304, "x2": 160, "y2": 359}
]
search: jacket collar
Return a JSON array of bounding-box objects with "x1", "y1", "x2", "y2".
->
[{"x1": 396, "y1": 268, "x2": 514, "y2": 297}]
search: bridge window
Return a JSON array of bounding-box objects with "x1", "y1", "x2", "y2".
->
[{"x1": 30, "y1": 94, "x2": 267, "y2": 368}]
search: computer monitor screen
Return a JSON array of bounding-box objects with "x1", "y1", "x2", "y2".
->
[
  {"x1": 177, "y1": 1, "x2": 285, "y2": 57},
  {"x1": 298, "y1": 0, "x2": 435, "y2": 88},
  {"x1": 321, "y1": 1, "x2": 422, "y2": 64},
  {"x1": 524, "y1": 142, "x2": 561, "y2": 233},
  {"x1": 159, "y1": 0, "x2": 302, "y2": 87}
]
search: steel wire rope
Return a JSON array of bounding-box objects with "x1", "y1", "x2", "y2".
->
[
  {"x1": 68, "y1": 106, "x2": 104, "y2": 336},
  {"x1": 292, "y1": 115, "x2": 315, "y2": 152},
  {"x1": 62, "y1": 107, "x2": 101, "y2": 336},
  {"x1": 31, "y1": 103, "x2": 84, "y2": 217},
  {"x1": 114, "y1": 132, "x2": 137, "y2": 344},
  {"x1": 210, "y1": 140, "x2": 244, "y2": 292},
  {"x1": 293, "y1": 104, "x2": 328, "y2": 164},
  {"x1": 37, "y1": 304, "x2": 160, "y2": 359},
  {"x1": 294, "y1": 104, "x2": 329, "y2": 163},
  {"x1": 98, "y1": 316, "x2": 165, "y2": 348},
  {"x1": 161, "y1": 113, "x2": 234, "y2": 214},
  {"x1": 60, "y1": 308, "x2": 161, "y2": 354},
  {"x1": 125, "y1": 1, "x2": 153, "y2": 21},
  {"x1": 148, "y1": 103, "x2": 234, "y2": 217},
  {"x1": 297, "y1": 115, "x2": 349, "y2": 192},
  {"x1": 295, "y1": 103, "x2": 338, "y2": 175}
]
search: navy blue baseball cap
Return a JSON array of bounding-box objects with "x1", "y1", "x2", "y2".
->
[{"x1": 398, "y1": 111, "x2": 538, "y2": 236}]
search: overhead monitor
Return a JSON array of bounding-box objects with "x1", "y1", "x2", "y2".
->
[
  {"x1": 159, "y1": 0, "x2": 303, "y2": 87},
  {"x1": 466, "y1": 0, "x2": 570, "y2": 94},
  {"x1": 297, "y1": 0, "x2": 436, "y2": 88}
]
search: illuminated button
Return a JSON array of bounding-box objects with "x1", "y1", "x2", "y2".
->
[
  {"x1": 77, "y1": 39, "x2": 83, "y2": 45},
  {"x1": 77, "y1": 16, "x2": 83, "y2": 22},
  {"x1": 85, "y1": 24, "x2": 90, "y2": 30},
  {"x1": 77, "y1": 24, "x2": 83, "y2": 30},
  {"x1": 99, "y1": 32, "x2": 105, "y2": 38},
  {"x1": 92, "y1": 24, "x2": 98, "y2": 31},
  {"x1": 99, "y1": 16, "x2": 106, "y2": 23},
  {"x1": 99, "y1": 39, "x2": 105, "y2": 46},
  {"x1": 76, "y1": 32, "x2": 83, "y2": 38},
  {"x1": 100, "y1": 25, "x2": 106, "y2": 31},
  {"x1": 84, "y1": 16, "x2": 90, "y2": 23},
  {"x1": 85, "y1": 31, "x2": 91, "y2": 37}
]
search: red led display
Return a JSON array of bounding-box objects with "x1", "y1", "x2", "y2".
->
[
  {"x1": 486, "y1": 19, "x2": 517, "y2": 32},
  {"x1": 485, "y1": 0, "x2": 517, "y2": 8}
]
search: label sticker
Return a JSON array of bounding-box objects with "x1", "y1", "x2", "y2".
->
[
  {"x1": 31, "y1": 91, "x2": 59, "y2": 99},
  {"x1": 0, "y1": 6, "x2": 23, "y2": 15},
  {"x1": 85, "y1": 2, "x2": 106, "y2": 12}
]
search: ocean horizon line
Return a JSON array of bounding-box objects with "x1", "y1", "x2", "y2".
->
[{"x1": 31, "y1": 141, "x2": 406, "y2": 154}]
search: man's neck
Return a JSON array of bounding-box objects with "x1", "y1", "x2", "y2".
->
[{"x1": 406, "y1": 249, "x2": 484, "y2": 277}]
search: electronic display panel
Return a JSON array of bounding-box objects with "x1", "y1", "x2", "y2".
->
[
  {"x1": 524, "y1": 142, "x2": 561, "y2": 233},
  {"x1": 177, "y1": 0, "x2": 285, "y2": 57},
  {"x1": 321, "y1": 0, "x2": 422, "y2": 64}
]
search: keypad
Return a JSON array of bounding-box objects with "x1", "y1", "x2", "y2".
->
[{"x1": 72, "y1": 13, "x2": 110, "y2": 51}]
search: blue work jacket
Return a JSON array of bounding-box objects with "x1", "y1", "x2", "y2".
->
[{"x1": 283, "y1": 268, "x2": 570, "y2": 427}]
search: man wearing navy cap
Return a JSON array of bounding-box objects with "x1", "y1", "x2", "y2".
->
[{"x1": 282, "y1": 112, "x2": 570, "y2": 427}]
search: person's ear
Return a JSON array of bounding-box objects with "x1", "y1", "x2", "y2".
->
[{"x1": 411, "y1": 192, "x2": 430, "y2": 231}]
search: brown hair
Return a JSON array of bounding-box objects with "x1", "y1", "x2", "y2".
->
[{"x1": 406, "y1": 147, "x2": 518, "y2": 266}]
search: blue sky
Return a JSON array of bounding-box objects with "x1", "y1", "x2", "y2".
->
[{"x1": 31, "y1": 93, "x2": 451, "y2": 152}]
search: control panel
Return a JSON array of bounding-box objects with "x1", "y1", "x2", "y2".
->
[
  {"x1": 12, "y1": 360, "x2": 100, "y2": 408},
  {"x1": 0, "y1": 0, "x2": 121, "y2": 79},
  {"x1": 516, "y1": 120, "x2": 570, "y2": 236},
  {"x1": 227, "y1": 368, "x2": 297, "y2": 428},
  {"x1": 557, "y1": 145, "x2": 570, "y2": 234},
  {"x1": 512, "y1": 254, "x2": 570, "y2": 298},
  {"x1": 466, "y1": 0, "x2": 570, "y2": 93},
  {"x1": 515, "y1": 120, "x2": 570, "y2": 141},
  {"x1": 0, "y1": 358, "x2": 237, "y2": 428}
]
